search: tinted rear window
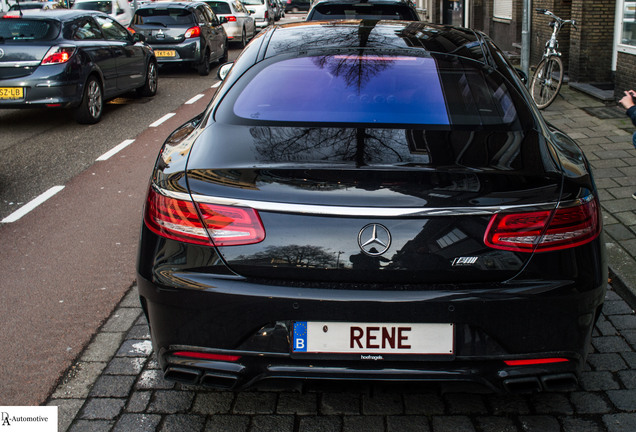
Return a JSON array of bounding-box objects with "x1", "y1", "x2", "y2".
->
[
  {"x1": 74, "y1": 0, "x2": 112, "y2": 13},
  {"x1": 205, "y1": 1, "x2": 232, "y2": 14},
  {"x1": 133, "y1": 8, "x2": 195, "y2": 25},
  {"x1": 225, "y1": 55, "x2": 520, "y2": 127},
  {"x1": 0, "y1": 18, "x2": 60, "y2": 40},
  {"x1": 308, "y1": 4, "x2": 418, "y2": 20}
]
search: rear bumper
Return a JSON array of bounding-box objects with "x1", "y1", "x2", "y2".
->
[
  {"x1": 0, "y1": 65, "x2": 82, "y2": 108},
  {"x1": 137, "y1": 264, "x2": 605, "y2": 392},
  {"x1": 150, "y1": 40, "x2": 202, "y2": 64}
]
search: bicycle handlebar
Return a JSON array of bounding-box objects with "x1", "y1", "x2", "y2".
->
[{"x1": 535, "y1": 8, "x2": 578, "y2": 29}]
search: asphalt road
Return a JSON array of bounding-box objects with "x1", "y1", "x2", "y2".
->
[
  {"x1": 0, "y1": 47, "x2": 239, "y2": 405},
  {"x1": 0, "y1": 62, "x2": 226, "y2": 221}
]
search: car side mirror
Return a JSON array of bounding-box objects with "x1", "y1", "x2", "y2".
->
[
  {"x1": 219, "y1": 16, "x2": 228, "y2": 24},
  {"x1": 515, "y1": 68, "x2": 528, "y2": 85},
  {"x1": 217, "y1": 62, "x2": 233, "y2": 81},
  {"x1": 133, "y1": 32, "x2": 146, "y2": 42}
]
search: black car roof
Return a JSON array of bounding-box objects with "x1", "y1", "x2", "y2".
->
[
  {"x1": 136, "y1": 1, "x2": 208, "y2": 9},
  {"x1": 264, "y1": 21, "x2": 488, "y2": 64},
  {"x1": 4, "y1": 9, "x2": 110, "y2": 20},
  {"x1": 311, "y1": 0, "x2": 415, "y2": 5}
]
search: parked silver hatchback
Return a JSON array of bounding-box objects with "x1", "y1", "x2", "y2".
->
[{"x1": 204, "y1": 0, "x2": 256, "y2": 47}]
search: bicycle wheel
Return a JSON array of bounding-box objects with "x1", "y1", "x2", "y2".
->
[{"x1": 530, "y1": 56, "x2": 564, "y2": 109}]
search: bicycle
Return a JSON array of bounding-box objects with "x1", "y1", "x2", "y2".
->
[{"x1": 530, "y1": 8, "x2": 577, "y2": 109}]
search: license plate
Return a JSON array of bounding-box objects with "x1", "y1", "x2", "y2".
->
[
  {"x1": 154, "y1": 50, "x2": 176, "y2": 57},
  {"x1": 292, "y1": 322, "x2": 454, "y2": 355},
  {"x1": 0, "y1": 87, "x2": 24, "y2": 100}
]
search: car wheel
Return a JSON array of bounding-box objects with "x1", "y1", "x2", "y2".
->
[
  {"x1": 75, "y1": 76, "x2": 103, "y2": 124},
  {"x1": 137, "y1": 59, "x2": 158, "y2": 97},
  {"x1": 219, "y1": 41, "x2": 228, "y2": 64},
  {"x1": 198, "y1": 50, "x2": 211, "y2": 76},
  {"x1": 240, "y1": 27, "x2": 247, "y2": 48}
]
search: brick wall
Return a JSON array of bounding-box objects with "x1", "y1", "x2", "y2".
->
[
  {"x1": 568, "y1": 0, "x2": 615, "y2": 83},
  {"x1": 615, "y1": 52, "x2": 636, "y2": 99},
  {"x1": 531, "y1": 0, "x2": 572, "y2": 70}
]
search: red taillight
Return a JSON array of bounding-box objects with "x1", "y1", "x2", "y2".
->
[
  {"x1": 41, "y1": 46, "x2": 76, "y2": 65},
  {"x1": 172, "y1": 351, "x2": 241, "y2": 361},
  {"x1": 226, "y1": 15, "x2": 237, "y2": 21},
  {"x1": 185, "y1": 26, "x2": 201, "y2": 38},
  {"x1": 264, "y1": 11, "x2": 268, "y2": 18},
  {"x1": 127, "y1": 26, "x2": 136, "y2": 34},
  {"x1": 144, "y1": 187, "x2": 265, "y2": 247},
  {"x1": 504, "y1": 358, "x2": 569, "y2": 366},
  {"x1": 484, "y1": 198, "x2": 600, "y2": 253}
]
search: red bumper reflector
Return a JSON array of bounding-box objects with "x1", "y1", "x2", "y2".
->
[
  {"x1": 504, "y1": 358, "x2": 569, "y2": 366},
  {"x1": 172, "y1": 351, "x2": 241, "y2": 361}
]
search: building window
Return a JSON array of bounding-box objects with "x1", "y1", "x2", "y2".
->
[
  {"x1": 493, "y1": 0, "x2": 512, "y2": 21},
  {"x1": 621, "y1": 1, "x2": 636, "y2": 47}
]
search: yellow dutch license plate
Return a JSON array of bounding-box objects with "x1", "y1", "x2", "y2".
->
[
  {"x1": 154, "y1": 50, "x2": 176, "y2": 57},
  {"x1": 0, "y1": 87, "x2": 24, "y2": 100}
]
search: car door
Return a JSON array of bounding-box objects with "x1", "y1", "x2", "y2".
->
[
  {"x1": 94, "y1": 14, "x2": 146, "y2": 91},
  {"x1": 199, "y1": 4, "x2": 225, "y2": 60},
  {"x1": 234, "y1": 0, "x2": 255, "y2": 37},
  {"x1": 70, "y1": 16, "x2": 119, "y2": 96}
]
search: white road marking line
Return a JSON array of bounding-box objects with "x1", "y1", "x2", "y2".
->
[
  {"x1": 211, "y1": 81, "x2": 221, "y2": 88},
  {"x1": 185, "y1": 94, "x2": 205, "y2": 104},
  {"x1": 150, "y1": 113, "x2": 176, "y2": 127},
  {"x1": 96, "y1": 139, "x2": 135, "y2": 161},
  {"x1": 2, "y1": 186, "x2": 65, "y2": 223}
]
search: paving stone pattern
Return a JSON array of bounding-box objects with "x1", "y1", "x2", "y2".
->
[
  {"x1": 46, "y1": 86, "x2": 636, "y2": 431},
  {"x1": 44, "y1": 283, "x2": 636, "y2": 432}
]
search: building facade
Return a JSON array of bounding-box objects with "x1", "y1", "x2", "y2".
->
[{"x1": 414, "y1": 0, "x2": 636, "y2": 100}]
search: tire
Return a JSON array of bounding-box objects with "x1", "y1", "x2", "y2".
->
[
  {"x1": 75, "y1": 76, "x2": 103, "y2": 124},
  {"x1": 240, "y1": 27, "x2": 247, "y2": 48},
  {"x1": 218, "y1": 41, "x2": 228, "y2": 64},
  {"x1": 530, "y1": 56, "x2": 564, "y2": 109},
  {"x1": 198, "y1": 50, "x2": 211, "y2": 76},
  {"x1": 137, "y1": 59, "x2": 158, "y2": 97}
]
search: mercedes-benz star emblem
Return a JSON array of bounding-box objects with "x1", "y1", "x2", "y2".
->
[{"x1": 358, "y1": 224, "x2": 391, "y2": 256}]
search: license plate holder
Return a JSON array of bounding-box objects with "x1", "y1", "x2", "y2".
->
[
  {"x1": 292, "y1": 321, "x2": 454, "y2": 356},
  {"x1": 154, "y1": 50, "x2": 176, "y2": 57},
  {"x1": 0, "y1": 87, "x2": 24, "y2": 100}
]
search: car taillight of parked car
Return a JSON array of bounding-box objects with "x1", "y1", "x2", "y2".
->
[
  {"x1": 185, "y1": 26, "x2": 201, "y2": 38},
  {"x1": 144, "y1": 187, "x2": 265, "y2": 247},
  {"x1": 484, "y1": 197, "x2": 600, "y2": 252},
  {"x1": 41, "y1": 46, "x2": 76, "y2": 65},
  {"x1": 226, "y1": 15, "x2": 237, "y2": 21}
]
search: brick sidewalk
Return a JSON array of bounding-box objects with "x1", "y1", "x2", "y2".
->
[{"x1": 540, "y1": 86, "x2": 636, "y2": 302}]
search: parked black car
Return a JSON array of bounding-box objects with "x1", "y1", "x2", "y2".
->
[
  {"x1": 128, "y1": 2, "x2": 228, "y2": 76},
  {"x1": 0, "y1": 10, "x2": 157, "y2": 124},
  {"x1": 137, "y1": 20, "x2": 607, "y2": 393},
  {"x1": 306, "y1": 0, "x2": 420, "y2": 20}
]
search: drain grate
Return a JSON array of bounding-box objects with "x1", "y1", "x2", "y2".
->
[{"x1": 582, "y1": 106, "x2": 626, "y2": 119}]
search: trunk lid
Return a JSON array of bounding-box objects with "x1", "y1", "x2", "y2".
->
[{"x1": 185, "y1": 124, "x2": 562, "y2": 285}]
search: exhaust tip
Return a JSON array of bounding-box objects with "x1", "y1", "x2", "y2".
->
[
  {"x1": 164, "y1": 367, "x2": 201, "y2": 385},
  {"x1": 541, "y1": 373, "x2": 578, "y2": 392},
  {"x1": 503, "y1": 376, "x2": 542, "y2": 393},
  {"x1": 201, "y1": 372, "x2": 239, "y2": 389}
]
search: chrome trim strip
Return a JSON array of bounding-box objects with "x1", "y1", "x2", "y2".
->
[
  {"x1": 153, "y1": 185, "x2": 573, "y2": 217},
  {"x1": 0, "y1": 61, "x2": 40, "y2": 67}
]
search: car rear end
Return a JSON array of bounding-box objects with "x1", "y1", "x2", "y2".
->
[
  {"x1": 204, "y1": 0, "x2": 240, "y2": 40},
  {"x1": 242, "y1": 0, "x2": 269, "y2": 28},
  {"x1": 137, "y1": 45, "x2": 606, "y2": 393},
  {"x1": 129, "y1": 5, "x2": 202, "y2": 64},
  {"x1": 0, "y1": 13, "x2": 84, "y2": 108}
]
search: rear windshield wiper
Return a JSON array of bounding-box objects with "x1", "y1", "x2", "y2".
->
[{"x1": 143, "y1": 21, "x2": 168, "y2": 27}]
